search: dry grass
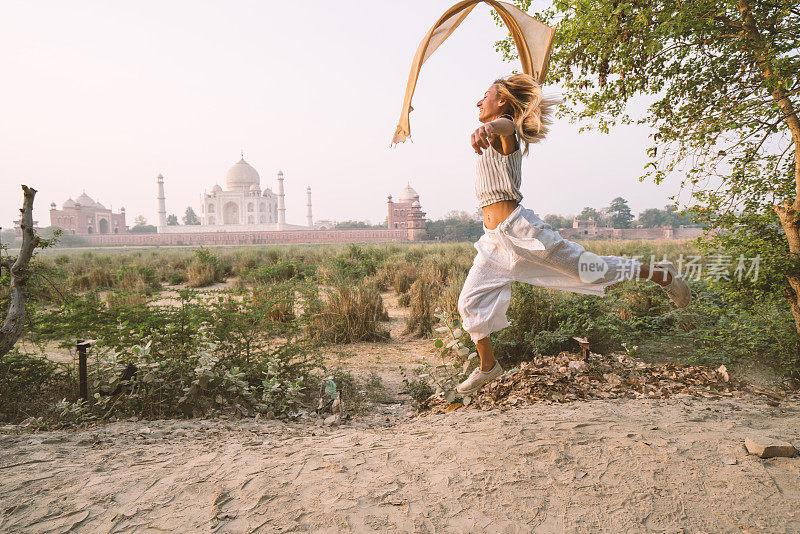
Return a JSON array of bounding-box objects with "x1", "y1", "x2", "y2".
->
[
  {"x1": 312, "y1": 285, "x2": 389, "y2": 343},
  {"x1": 186, "y1": 262, "x2": 219, "y2": 288}
]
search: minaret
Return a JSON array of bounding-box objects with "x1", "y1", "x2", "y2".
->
[
  {"x1": 305, "y1": 186, "x2": 313, "y2": 228},
  {"x1": 276, "y1": 170, "x2": 286, "y2": 229},
  {"x1": 156, "y1": 174, "x2": 167, "y2": 232}
]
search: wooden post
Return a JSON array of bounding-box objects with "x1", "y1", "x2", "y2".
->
[
  {"x1": 572, "y1": 336, "x2": 590, "y2": 359},
  {"x1": 76, "y1": 339, "x2": 95, "y2": 403}
]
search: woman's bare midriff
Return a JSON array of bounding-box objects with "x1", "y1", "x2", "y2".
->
[{"x1": 482, "y1": 199, "x2": 519, "y2": 230}]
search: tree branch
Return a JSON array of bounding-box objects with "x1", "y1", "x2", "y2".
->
[
  {"x1": 0, "y1": 185, "x2": 41, "y2": 358},
  {"x1": 737, "y1": 0, "x2": 800, "y2": 213}
]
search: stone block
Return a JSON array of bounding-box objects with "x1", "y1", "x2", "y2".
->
[{"x1": 745, "y1": 436, "x2": 797, "y2": 458}]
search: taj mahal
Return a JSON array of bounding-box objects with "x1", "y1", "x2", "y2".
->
[
  {"x1": 156, "y1": 156, "x2": 313, "y2": 233},
  {"x1": 48, "y1": 154, "x2": 429, "y2": 245}
]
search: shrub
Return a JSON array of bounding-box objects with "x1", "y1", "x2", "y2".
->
[
  {"x1": 312, "y1": 285, "x2": 389, "y2": 343},
  {"x1": 72, "y1": 266, "x2": 116, "y2": 291},
  {"x1": 117, "y1": 264, "x2": 161, "y2": 294},
  {"x1": 404, "y1": 274, "x2": 439, "y2": 337},
  {"x1": 401, "y1": 310, "x2": 478, "y2": 406},
  {"x1": 399, "y1": 366, "x2": 435, "y2": 405},
  {"x1": 187, "y1": 247, "x2": 224, "y2": 287},
  {"x1": 309, "y1": 368, "x2": 390, "y2": 413},
  {"x1": 24, "y1": 288, "x2": 324, "y2": 423},
  {"x1": 492, "y1": 284, "x2": 630, "y2": 364},
  {"x1": 105, "y1": 290, "x2": 150, "y2": 308},
  {"x1": 249, "y1": 260, "x2": 314, "y2": 284},
  {"x1": 391, "y1": 264, "x2": 419, "y2": 294},
  {"x1": 0, "y1": 350, "x2": 75, "y2": 424},
  {"x1": 322, "y1": 256, "x2": 374, "y2": 283},
  {"x1": 168, "y1": 271, "x2": 187, "y2": 285}
]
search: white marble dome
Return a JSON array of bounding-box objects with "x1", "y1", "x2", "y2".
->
[
  {"x1": 62, "y1": 198, "x2": 76, "y2": 209},
  {"x1": 398, "y1": 184, "x2": 419, "y2": 203},
  {"x1": 225, "y1": 157, "x2": 261, "y2": 191}
]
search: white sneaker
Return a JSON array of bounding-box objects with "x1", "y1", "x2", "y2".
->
[
  {"x1": 456, "y1": 362, "x2": 503, "y2": 395},
  {"x1": 653, "y1": 261, "x2": 691, "y2": 308}
]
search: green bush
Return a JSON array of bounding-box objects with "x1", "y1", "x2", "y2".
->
[
  {"x1": 400, "y1": 366, "x2": 435, "y2": 405},
  {"x1": 309, "y1": 368, "x2": 389, "y2": 413},
  {"x1": 249, "y1": 260, "x2": 315, "y2": 284},
  {"x1": 0, "y1": 350, "x2": 74, "y2": 424},
  {"x1": 117, "y1": 264, "x2": 161, "y2": 294},
  {"x1": 25, "y1": 286, "x2": 323, "y2": 423}
]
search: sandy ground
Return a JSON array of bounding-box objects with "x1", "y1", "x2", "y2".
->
[
  {"x1": 1, "y1": 396, "x2": 798, "y2": 533},
  {"x1": 3, "y1": 287, "x2": 800, "y2": 532}
]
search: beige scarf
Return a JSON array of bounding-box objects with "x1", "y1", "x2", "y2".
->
[{"x1": 391, "y1": 0, "x2": 556, "y2": 145}]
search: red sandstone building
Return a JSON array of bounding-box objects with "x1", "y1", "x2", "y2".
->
[
  {"x1": 387, "y1": 184, "x2": 426, "y2": 241},
  {"x1": 49, "y1": 192, "x2": 128, "y2": 235}
]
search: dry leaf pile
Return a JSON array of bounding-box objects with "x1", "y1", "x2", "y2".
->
[{"x1": 420, "y1": 351, "x2": 757, "y2": 415}]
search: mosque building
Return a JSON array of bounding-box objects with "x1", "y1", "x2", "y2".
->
[
  {"x1": 387, "y1": 184, "x2": 426, "y2": 241},
  {"x1": 49, "y1": 192, "x2": 127, "y2": 235},
  {"x1": 157, "y1": 156, "x2": 313, "y2": 233}
]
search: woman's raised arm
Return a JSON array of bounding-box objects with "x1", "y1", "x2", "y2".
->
[{"x1": 471, "y1": 118, "x2": 516, "y2": 155}]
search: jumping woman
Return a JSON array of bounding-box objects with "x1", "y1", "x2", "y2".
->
[{"x1": 455, "y1": 74, "x2": 691, "y2": 396}]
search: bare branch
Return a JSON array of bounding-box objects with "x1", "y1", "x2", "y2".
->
[{"x1": 0, "y1": 185, "x2": 41, "y2": 358}]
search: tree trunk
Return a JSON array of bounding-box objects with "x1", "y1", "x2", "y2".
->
[
  {"x1": 0, "y1": 185, "x2": 40, "y2": 358},
  {"x1": 775, "y1": 205, "x2": 800, "y2": 337},
  {"x1": 738, "y1": 0, "x2": 800, "y2": 347}
]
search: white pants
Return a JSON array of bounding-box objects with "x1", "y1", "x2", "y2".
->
[{"x1": 457, "y1": 205, "x2": 642, "y2": 344}]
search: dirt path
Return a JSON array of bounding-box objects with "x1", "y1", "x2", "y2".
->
[
  {"x1": 1, "y1": 395, "x2": 799, "y2": 533},
  {"x1": 320, "y1": 290, "x2": 430, "y2": 400}
]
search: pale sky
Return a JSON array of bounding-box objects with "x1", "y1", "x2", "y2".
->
[{"x1": 0, "y1": 0, "x2": 678, "y2": 230}]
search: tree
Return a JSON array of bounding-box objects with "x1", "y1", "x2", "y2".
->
[
  {"x1": 426, "y1": 211, "x2": 483, "y2": 242},
  {"x1": 637, "y1": 208, "x2": 665, "y2": 228},
  {"x1": 1, "y1": 186, "x2": 41, "y2": 358},
  {"x1": 130, "y1": 215, "x2": 156, "y2": 234},
  {"x1": 166, "y1": 214, "x2": 179, "y2": 226},
  {"x1": 544, "y1": 214, "x2": 573, "y2": 229},
  {"x1": 638, "y1": 205, "x2": 690, "y2": 227},
  {"x1": 576, "y1": 207, "x2": 605, "y2": 225},
  {"x1": 606, "y1": 197, "x2": 634, "y2": 228},
  {"x1": 334, "y1": 220, "x2": 384, "y2": 229},
  {"x1": 183, "y1": 207, "x2": 200, "y2": 225},
  {"x1": 498, "y1": 1, "x2": 800, "y2": 339}
]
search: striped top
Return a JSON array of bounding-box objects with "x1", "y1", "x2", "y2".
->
[{"x1": 475, "y1": 142, "x2": 523, "y2": 208}]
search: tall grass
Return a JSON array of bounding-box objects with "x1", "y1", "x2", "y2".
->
[
  {"x1": 187, "y1": 247, "x2": 225, "y2": 287},
  {"x1": 312, "y1": 285, "x2": 389, "y2": 343}
]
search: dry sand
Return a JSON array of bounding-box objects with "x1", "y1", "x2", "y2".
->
[{"x1": 1, "y1": 395, "x2": 799, "y2": 533}]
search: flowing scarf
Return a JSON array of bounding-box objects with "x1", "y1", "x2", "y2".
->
[{"x1": 391, "y1": 0, "x2": 556, "y2": 145}]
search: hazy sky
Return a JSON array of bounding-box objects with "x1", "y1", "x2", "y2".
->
[{"x1": 0, "y1": 0, "x2": 680, "y2": 230}]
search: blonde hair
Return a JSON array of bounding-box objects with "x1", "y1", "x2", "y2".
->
[{"x1": 493, "y1": 74, "x2": 557, "y2": 156}]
